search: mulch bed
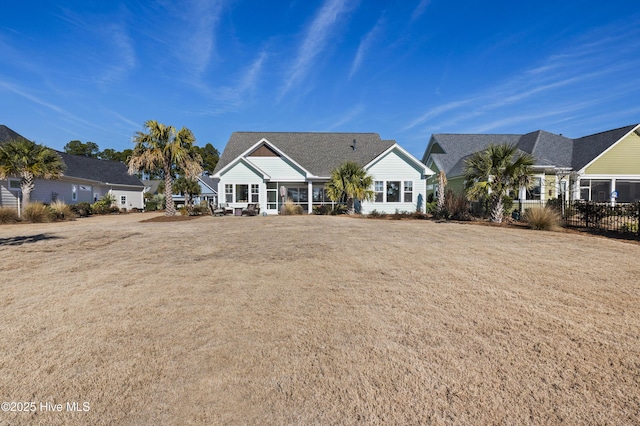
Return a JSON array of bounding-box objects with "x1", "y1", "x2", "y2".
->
[{"x1": 140, "y1": 215, "x2": 206, "y2": 223}]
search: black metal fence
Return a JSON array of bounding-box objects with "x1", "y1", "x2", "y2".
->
[
  {"x1": 563, "y1": 201, "x2": 640, "y2": 237},
  {"x1": 511, "y1": 200, "x2": 640, "y2": 238}
]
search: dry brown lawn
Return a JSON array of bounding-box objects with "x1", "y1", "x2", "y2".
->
[{"x1": 1, "y1": 213, "x2": 639, "y2": 425}]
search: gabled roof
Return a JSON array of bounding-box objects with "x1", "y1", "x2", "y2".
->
[
  {"x1": 424, "y1": 124, "x2": 640, "y2": 177},
  {"x1": 571, "y1": 124, "x2": 638, "y2": 171},
  {"x1": 214, "y1": 132, "x2": 396, "y2": 177},
  {"x1": 198, "y1": 174, "x2": 218, "y2": 193},
  {"x1": 0, "y1": 124, "x2": 143, "y2": 187}
]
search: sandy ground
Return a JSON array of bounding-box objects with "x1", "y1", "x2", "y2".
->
[{"x1": 1, "y1": 213, "x2": 639, "y2": 425}]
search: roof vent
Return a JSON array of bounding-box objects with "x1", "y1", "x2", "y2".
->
[{"x1": 352, "y1": 139, "x2": 357, "y2": 151}]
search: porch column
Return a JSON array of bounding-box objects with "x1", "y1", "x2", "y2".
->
[{"x1": 308, "y1": 182, "x2": 313, "y2": 214}]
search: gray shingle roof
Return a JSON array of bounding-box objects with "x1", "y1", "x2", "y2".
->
[
  {"x1": 0, "y1": 124, "x2": 25, "y2": 143},
  {"x1": 1, "y1": 124, "x2": 143, "y2": 187},
  {"x1": 424, "y1": 124, "x2": 639, "y2": 177},
  {"x1": 214, "y1": 132, "x2": 396, "y2": 177},
  {"x1": 571, "y1": 124, "x2": 638, "y2": 170},
  {"x1": 56, "y1": 151, "x2": 144, "y2": 186}
]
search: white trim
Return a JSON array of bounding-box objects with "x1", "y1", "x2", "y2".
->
[
  {"x1": 214, "y1": 156, "x2": 271, "y2": 180},
  {"x1": 365, "y1": 143, "x2": 433, "y2": 176},
  {"x1": 213, "y1": 138, "x2": 312, "y2": 178},
  {"x1": 577, "y1": 124, "x2": 640, "y2": 173}
]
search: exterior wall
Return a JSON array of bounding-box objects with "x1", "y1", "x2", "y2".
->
[
  {"x1": 31, "y1": 179, "x2": 99, "y2": 205},
  {"x1": 0, "y1": 180, "x2": 18, "y2": 209},
  {"x1": 361, "y1": 149, "x2": 427, "y2": 214},
  {"x1": 543, "y1": 174, "x2": 557, "y2": 201},
  {"x1": 110, "y1": 187, "x2": 144, "y2": 210},
  {"x1": 585, "y1": 131, "x2": 640, "y2": 175},
  {"x1": 247, "y1": 157, "x2": 306, "y2": 181},
  {"x1": 217, "y1": 161, "x2": 265, "y2": 212}
]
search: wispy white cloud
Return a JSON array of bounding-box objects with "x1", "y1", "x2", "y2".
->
[
  {"x1": 411, "y1": 0, "x2": 431, "y2": 22},
  {"x1": 280, "y1": 0, "x2": 356, "y2": 99},
  {"x1": 349, "y1": 17, "x2": 384, "y2": 79},
  {"x1": 98, "y1": 24, "x2": 137, "y2": 87},
  {"x1": 328, "y1": 104, "x2": 365, "y2": 130},
  {"x1": 403, "y1": 21, "x2": 640, "y2": 135},
  {"x1": 193, "y1": 49, "x2": 268, "y2": 115},
  {"x1": 180, "y1": 0, "x2": 226, "y2": 77}
]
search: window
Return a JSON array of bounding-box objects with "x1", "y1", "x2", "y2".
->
[
  {"x1": 387, "y1": 181, "x2": 400, "y2": 202},
  {"x1": 8, "y1": 179, "x2": 21, "y2": 190},
  {"x1": 526, "y1": 178, "x2": 541, "y2": 200},
  {"x1": 579, "y1": 179, "x2": 612, "y2": 201},
  {"x1": 267, "y1": 183, "x2": 278, "y2": 210},
  {"x1": 404, "y1": 181, "x2": 413, "y2": 203},
  {"x1": 235, "y1": 184, "x2": 249, "y2": 202},
  {"x1": 225, "y1": 184, "x2": 233, "y2": 203},
  {"x1": 616, "y1": 181, "x2": 640, "y2": 203},
  {"x1": 374, "y1": 181, "x2": 383, "y2": 202},
  {"x1": 120, "y1": 195, "x2": 127, "y2": 205},
  {"x1": 251, "y1": 184, "x2": 259, "y2": 203}
]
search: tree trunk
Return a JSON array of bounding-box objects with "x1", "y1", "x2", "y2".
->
[
  {"x1": 20, "y1": 171, "x2": 35, "y2": 206},
  {"x1": 346, "y1": 197, "x2": 355, "y2": 215},
  {"x1": 163, "y1": 167, "x2": 175, "y2": 216},
  {"x1": 490, "y1": 195, "x2": 504, "y2": 223}
]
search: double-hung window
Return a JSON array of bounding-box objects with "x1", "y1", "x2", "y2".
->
[
  {"x1": 250, "y1": 184, "x2": 259, "y2": 203},
  {"x1": 403, "y1": 181, "x2": 413, "y2": 203},
  {"x1": 225, "y1": 184, "x2": 233, "y2": 203},
  {"x1": 374, "y1": 181, "x2": 384, "y2": 202}
]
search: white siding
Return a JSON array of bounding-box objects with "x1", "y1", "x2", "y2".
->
[
  {"x1": 0, "y1": 180, "x2": 18, "y2": 209},
  {"x1": 219, "y1": 161, "x2": 264, "y2": 183},
  {"x1": 362, "y1": 148, "x2": 427, "y2": 214},
  {"x1": 110, "y1": 188, "x2": 144, "y2": 210},
  {"x1": 247, "y1": 157, "x2": 306, "y2": 181}
]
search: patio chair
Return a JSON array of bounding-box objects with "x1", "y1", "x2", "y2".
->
[
  {"x1": 213, "y1": 203, "x2": 228, "y2": 216},
  {"x1": 243, "y1": 203, "x2": 258, "y2": 216}
]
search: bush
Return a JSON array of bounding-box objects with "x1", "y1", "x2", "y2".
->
[
  {"x1": 23, "y1": 202, "x2": 55, "y2": 223},
  {"x1": 281, "y1": 198, "x2": 304, "y2": 215},
  {"x1": 313, "y1": 205, "x2": 331, "y2": 215},
  {"x1": 330, "y1": 204, "x2": 347, "y2": 215},
  {"x1": 437, "y1": 190, "x2": 472, "y2": 220},
  {"x1": 91, "y1": 194, "x2": 118, "y2": 215},
  {"x1": 368, "y1": 209, "x2": 386, "y2": 218},
  {"x1": 0, "y1": 207, "x2": 20, "y2": 224},
  {"x1": 50, "y1": 201, "x2": 76, "y2": 221},
  {"x1": 424, "y1": 201, "x2": 438, "y2": 215},
  {"x1": 71, "y1": 202, "x2": 92, "y2": 217},
  {"x1": 523, "y1": 206, "x2": 562, "y2": 231}
]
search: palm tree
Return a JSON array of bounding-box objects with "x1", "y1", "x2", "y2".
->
[
  {"x1": 464, "y1": 143, "x2": 534, "y2": 223},
  {"x1": 0, "y1": 138, "x2": 65, "y2": 206},
  {"x1": 325, "y1": 161, "x2": 374, "y2": 214},
  {"x1": 173, "y1": 176, "x2": 201, "y2": 208},
  {"x1": 128, "y1": 120, "x2": 202, "y2": 216}
]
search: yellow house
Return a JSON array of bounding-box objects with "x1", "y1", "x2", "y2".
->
[{"x1": 421, "y1": 124, "x2": 640, "y2": 205}]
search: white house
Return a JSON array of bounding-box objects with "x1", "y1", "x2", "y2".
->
[
  {"x1": 0, "y1": 125, "x2": 145, "y2": 211},
  {"x1": 212, "y1": 132, "x2": 433, "y2": 215}
]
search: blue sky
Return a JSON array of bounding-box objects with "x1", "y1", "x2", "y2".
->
[{"x1": 1, "y1": 1, "x2": 639, "y2": 159}]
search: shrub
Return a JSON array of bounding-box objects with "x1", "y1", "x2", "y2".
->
[
  {"x1": 0, "y1": 207, "x2": 20, "y2": 224},
  {"x1": 91, "y1": 194, "x2": 118, "y2": 215},
  {"x1": 23, "y1": 202, "x2": 54, "y2": 223},
  {"x1": 178, "y1": 206, "x2": 189, "y2": 216},
  {"x1": 329, "y1": 204, "x2": 347, "y2": 215},
  {"x1": 281, "y1": 198, "x2": 304, "y2": 215},
  {"x1": 424, "y1": 201, "x2": 438, "y2": 215},
  {"x1": 71, "y1": 202, "x2": 92, "y2": 217},
  {"x1": 313, "y1": 205, "x2": 331, "y2": 215},
  {"x1": 50, "y1": 200, "x2": 76, "y2": 221},
  {"x1": 368, "y1": 209, "x2": 386, "y2": 218},
  {"x1": 523, "y1": 206, "x2": 562, "y2": 231},
  {"x1": 437, "y1": 190, "x2": 472, "y2": 220}
]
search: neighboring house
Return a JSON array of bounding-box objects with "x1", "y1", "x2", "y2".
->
[
  {"x1": 422, "y1": 124, "x2": 640, "y2": 205},
  {"x1": 169, "y1": 174, "x2": 219, "y2": 207},
  {"x1": 0, "y1": 125, "x2": 145, "y2": 210},
  {"x1": 212, "y1": 132, "x2": 433, "y2": 215}
]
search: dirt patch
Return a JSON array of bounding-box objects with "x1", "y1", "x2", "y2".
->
[
  {"x1": 139, "y1": 214, "x2": 206, "y2": 223},
  {"x1": 0, "y1": 215, "x2": 639, "y2": 424}
]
